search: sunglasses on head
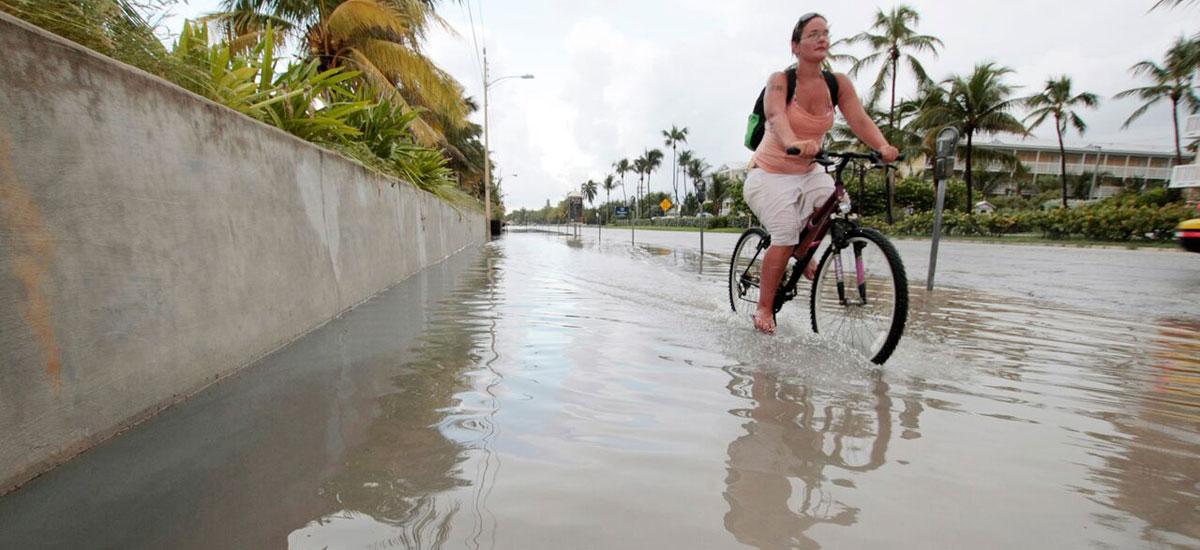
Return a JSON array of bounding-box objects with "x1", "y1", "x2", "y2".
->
[{"x1": 792, "y1": 12, "x2": 823, "y2": 41}]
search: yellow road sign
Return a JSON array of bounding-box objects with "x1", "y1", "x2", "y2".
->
[{"x1": 660, "y1": 197, "x2": 673, "y2": 212}]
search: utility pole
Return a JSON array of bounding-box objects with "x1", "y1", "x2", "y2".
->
[
  {"x1": 481, "y1": 47, "x2": 532, "y2": 240},
  {"x1": 482, "y1": 47, "x2": 492, "y2": 239}
]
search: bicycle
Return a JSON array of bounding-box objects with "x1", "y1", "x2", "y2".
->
[{"x1": 728, "y1": 150, "x2": 908, "y2": 364}]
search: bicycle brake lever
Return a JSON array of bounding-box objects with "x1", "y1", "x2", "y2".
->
[{"x1": 811, "y1": 150, "x2": 834, "y2": 166}]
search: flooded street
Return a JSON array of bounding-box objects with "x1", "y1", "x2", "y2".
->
[{"x1": 1, "y1": 229, "x2": 1198, "y2": 549}]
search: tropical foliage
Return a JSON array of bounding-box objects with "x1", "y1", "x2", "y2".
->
[
  {"x1": 662, "y1": 125, "x2": 688, "y2": 213},
  {"x1": 1025, "y1": 76, "x2": 1100, "y2": 208},
  {"x1": 869, "y1": 201, "x2": 1192, "y2": 242},
  {"x1": 838, "y1": 4, "x2": 942, "y2": 137},
  {"x1": 207, "y1": 0, "x2": 469, "y2": 147},
  {"x1": 910, "y1": 63, "x2": 1028, "y2": 212},
  {"x1": 2, "y1": 0, "x2": 485, "y2": 204},
  {"x1": 1114, "y1": 36, "x2": 1200, "y2": 164}
]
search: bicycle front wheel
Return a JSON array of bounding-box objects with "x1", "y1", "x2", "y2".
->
[
  {"x1": 729, "y1": 227, "x2": 770, "y2": 313},
  {"x1": 809, "y1": 228, "x2": 908, "y2": 364}
]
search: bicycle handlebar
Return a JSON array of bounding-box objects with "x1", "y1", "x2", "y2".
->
[{"x1": 783, "y1": 148, "x2": 905, "y2": 171}]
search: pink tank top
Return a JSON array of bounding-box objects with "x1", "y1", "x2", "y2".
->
[{"x1": 752, "y1": 92, "x2": 835, "y2": 174}]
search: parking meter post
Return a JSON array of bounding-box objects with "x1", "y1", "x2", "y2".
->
[
  {"x1": 927, "y1": 127, "x2": 961, "y2": 291},
  {"x1": 928, "y1": 174, "x2": 948, "y2": 291}
]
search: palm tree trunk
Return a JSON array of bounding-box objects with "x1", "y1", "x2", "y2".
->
[
  {"x1": 965, "y1": 130, "x2": 974, "y2": 214},
  {"x1": 1057, "y1": 118, "x2": 1068, "y2": 208},
  {"x1": 889, "y1": 51, "x2": 898, "y2": 133},
  {"x1": 1172, "y1": 98, "x2": 1182, "y2": 165}
]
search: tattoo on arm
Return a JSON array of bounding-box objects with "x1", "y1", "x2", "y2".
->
[{"x1": 769, "y1": 85, "x2": 785, "y2": 92}]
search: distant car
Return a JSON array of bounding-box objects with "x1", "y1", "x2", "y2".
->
[
  {"x1": 1177, "y1": 218, "x2": 1200, "y2": 253},
  {"x1": 698, "y1": 212, "x2": 714, "y2": 218}
]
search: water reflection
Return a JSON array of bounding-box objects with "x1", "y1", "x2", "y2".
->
[
  {"x1": 723, "y1": 368, "x2": 899, "y2": 549},
  {"x1": 290, "y1": 247, "x2": 506, "y2": 549},
  {"x1": 1079, "y1": 318, "x2": 1200, "y2": 548},
  {"x1": 4, "y1": 232, "x2": 1200, "y2": 549}
]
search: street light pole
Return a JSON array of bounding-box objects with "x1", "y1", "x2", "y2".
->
[
  {"x1": 483, "y1": 47, "x2": 492, "y2": 238},
  {"x1": 481, "y1": 46, "x2": 532, "y2": 239}
]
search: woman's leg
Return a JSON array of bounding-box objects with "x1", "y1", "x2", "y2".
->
[
  {"x1": 794, "y1": 173, "x2": 836, "y2": 280},
  {"x1": 753, "y1": 244, "x2": 793, "y2": 334}
]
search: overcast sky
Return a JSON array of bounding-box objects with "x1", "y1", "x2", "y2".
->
[{"x1": 163, "y1": 1, "x2": 1198, "y2": 210}]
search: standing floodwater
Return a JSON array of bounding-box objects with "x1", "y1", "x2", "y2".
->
[{"x1": 1, "y1": 230, "x2": 1197, "y2": 549}]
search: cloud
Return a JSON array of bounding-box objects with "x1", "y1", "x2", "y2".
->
[{"x1": 166, "y1": 0, "x2": 1200, "y2": 209}]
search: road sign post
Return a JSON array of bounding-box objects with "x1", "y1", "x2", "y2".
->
[
  {"x1": 928, "y1": 127, "x2": 961, "y2": 292},
  {"x1": 697, "y1": 186, "x2": 708, "y2": 271}
]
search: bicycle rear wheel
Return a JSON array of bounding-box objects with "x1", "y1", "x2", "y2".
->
[
  {"x1": 809, "y1": 228, "x2": 907, "y2": 364},
  {"x1": 728, "y1": 227, "x2": 770, "y2": 313}
]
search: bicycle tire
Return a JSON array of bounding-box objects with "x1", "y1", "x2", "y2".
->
[
  {"x1": 809, "y1": 227, "x2": 907, "y2": 364},
  {"x1": 729, "y1": 227, "x2": 770, "y2": 313}
]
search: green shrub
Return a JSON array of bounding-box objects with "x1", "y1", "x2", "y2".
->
[{"x1": 869, "y1": 203, "x2": 1192, "y2": 242}]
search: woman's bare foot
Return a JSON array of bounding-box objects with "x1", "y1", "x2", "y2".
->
[{"x1": 753, "y1": 308, "x2": 776, "y2": 335}]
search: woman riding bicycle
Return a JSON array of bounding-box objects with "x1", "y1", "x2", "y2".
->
[{"x1": 746, "y1": 12, "x2": 899, "y2": 334}]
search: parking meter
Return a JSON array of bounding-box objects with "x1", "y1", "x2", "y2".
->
[{"x1": 928, "y1": 127, "x2": 961, "y2": 291}]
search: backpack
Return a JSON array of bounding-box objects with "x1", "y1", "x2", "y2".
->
[{"x1": 744, "y1": 68, "x2": 839, "y2": 151}]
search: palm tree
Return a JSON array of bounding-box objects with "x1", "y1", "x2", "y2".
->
[
  {"x1": 707, "y1": 170, "x2": 731, "y2": 216},
  {"x1": 686, "y1": 157, "x2": 708, "y2": 212},
  {"x1": 209, "y1": 0, "x2": 468, "y2": 147},
  {"x1": 581, "y1": 179, "x2": 598, "y2": 221},
  {"x1": 676, "y1": 149, "x2": 694, "y2": 214},
  {"x1": 1025, "y1": 76, "x2": 1100, "y2": 208},
  {"x1": 638, "y1": 148, "x2": 667, "y2": 214},
  {"x1": 632, "y1": 156, "x2": 648, "y2": 220},
  {"x1": 840, "y1": 4, "x2": 943, "y2": 137},
  {"x1": 642, "y1": 148, "x2": 664, "y2": 197},
  {"x1": 601, "y1": 175, "x2": 617, "y2": 224},
  {"x1": 1152, "y1": 0, "x2": 1200, "y2": 9},
  {"x1": 912, "y1": 63, "x2": 1027, "y2": 213},
  {"x1": 1114, "y1": 36, "x2": 1200, "y2": 165},
  {"x1": 613, "y1": 158, "x2": 632, "y2": 206},
  {"x1": 662, "y1": 125, "x2": 688, "y2": 212}
]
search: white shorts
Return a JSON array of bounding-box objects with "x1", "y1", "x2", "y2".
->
[{"x1": 743, "y1": 168, "x2": 834, "y2": 247}]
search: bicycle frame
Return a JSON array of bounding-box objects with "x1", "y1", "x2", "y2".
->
[{"x1": 739, "y1": 152, "x2": 896, "y2": 315}]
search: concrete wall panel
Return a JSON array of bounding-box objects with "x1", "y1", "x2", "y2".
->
[{"x1": 0, "y1": 12, "x2": 483, "y2": 493}]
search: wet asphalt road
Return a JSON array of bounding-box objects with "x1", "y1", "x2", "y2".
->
[{"x1": 1, "y1": 228, "x2": 1197, "y2": 549}]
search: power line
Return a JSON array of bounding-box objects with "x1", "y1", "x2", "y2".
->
[{"x1": 464, "y1": 0, "x2": 484, "y2": 84}]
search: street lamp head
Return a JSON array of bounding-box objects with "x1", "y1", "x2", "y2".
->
[{"x1": 521, "y1": 74, "x2": 534, "y2": 79}]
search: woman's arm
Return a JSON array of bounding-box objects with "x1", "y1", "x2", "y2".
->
[{"x1": 836, "y1": 73, "x2": 898, "y2": 161}]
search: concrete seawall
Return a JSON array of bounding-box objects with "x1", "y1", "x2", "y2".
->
[{"x1": 0, "y1": 12, "x2": 484, "y2": 494}]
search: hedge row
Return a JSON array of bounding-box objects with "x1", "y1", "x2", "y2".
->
[
  {"x1": 864, "y1": 203, "x2": 1195, "y2": 241},
  {"x1": 630, "y1": 215, "x2": 756, "y2": 229}
]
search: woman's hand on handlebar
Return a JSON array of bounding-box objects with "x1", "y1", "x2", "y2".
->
[
  {"x1": 879, "y1": 144, "x2": 900, "y2": 163},
  {"x1": 784, "y1": 140, "x2": 821, "y2": 157}
]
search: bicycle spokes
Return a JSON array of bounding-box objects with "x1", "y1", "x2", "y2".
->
[{"x1": 810, "y1": 229, "x2": 908, "y2": 364}]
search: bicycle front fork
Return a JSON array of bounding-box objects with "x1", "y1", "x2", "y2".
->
[{"x1": 832, "y1": 242, "x2": 868, "y2": 306}]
